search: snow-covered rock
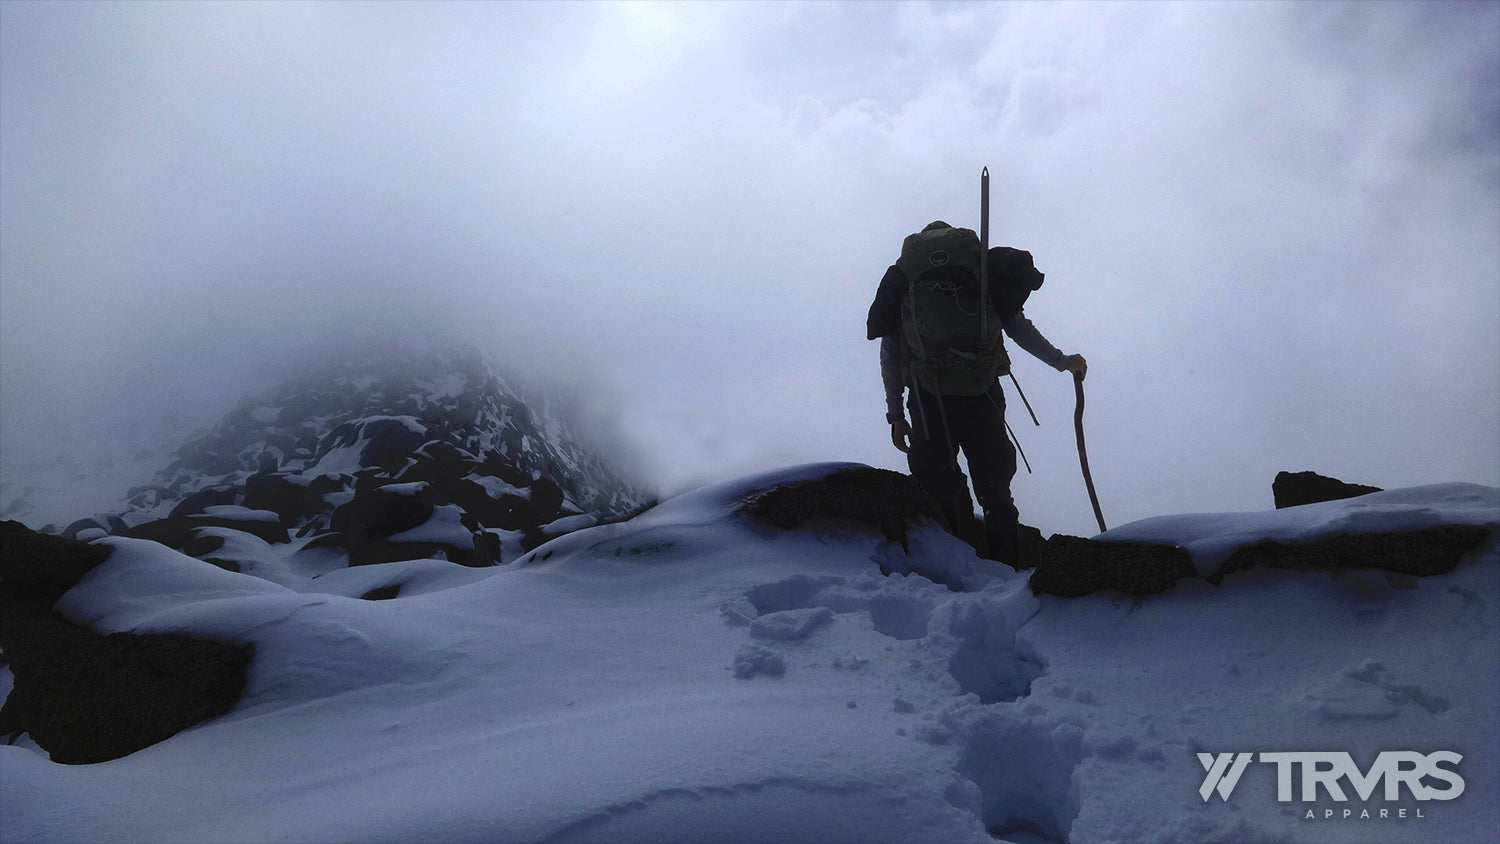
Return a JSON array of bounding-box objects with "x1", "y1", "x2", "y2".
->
[{"x1": 3, "y1": 466, "x2": 1495, "y2": 843}]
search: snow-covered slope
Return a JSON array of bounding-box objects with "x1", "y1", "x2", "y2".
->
[{"x1": 2, "y1": 465, "x2": 1495, "y2": 843}]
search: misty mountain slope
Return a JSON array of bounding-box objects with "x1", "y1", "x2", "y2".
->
[
  {"x1": 46, "y1": 345, "x2": 650, "y2": 573},
  {"x1": 2, "y1": 464, "x2": 1497, "y2": 843}
]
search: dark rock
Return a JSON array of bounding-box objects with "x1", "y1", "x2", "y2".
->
[
  {"x1": 254, "y1": 453, "x2": 279, "y2": 475},
  {"x1": 307, "y1": 474, "x2": 348, "y2": 494},
  {"x1": 474, "y1": 530, "x2": 503, "y2": 565},
  {"x1": 302, "y1": 531, "x2": 348, "y2": 552},
  {"x1": 738, "y1": 467, "x2": 946, "y2": 551},
  {"x1": 1029, "y1": 535, "x2": 1196, "y2": 598},
  {"x1": 316, "y1": 417, "x2": 427, "y2": 472},
  {"x1": 182, "y1": 532, "x2": 227, "y2": 559},
  {"x1": 331, "y1": 483, "x2": 435, "y2": 536},
  {"x1": 412, "y1": 440, "x2": 471, "y2": 474},
  {"x1": 126, "y1": 515, "x2": 289, "y2": 554},
  {"x1": 1, "y1": 521, "x2": 113, "y2": 599},
  {"x1": 61, "y1": 517, "x2": 111, "y2": 541},
  {"x1": 1015, "y1": 524, "x2": 1048, "y2": 572},
  {"x1": 497, "y1": 493, "x2": 541, "y2": 533},
  {"x1": 125, "y1": 519, "x2": 204, "y2": 554},
  {"x1": 60, "y1": 515, "x2": 127, "y2": 540},
  {"x1": 1212, "y1": 525, "x2": 1493, "y2": 583},
  {"x1": 389, "y1": 459, "x2": 508, "y2": 530},
  {"x1": 518, "y1": 526, "x2": 549, "y2": 554},
  {"x1": 328, "y1": 482, "x2": 486, "y2": 567},
  {"x1": 243, "y1": 473, "x2": 313, "y2": 524},
  {"x1": 168, "y1": 486, "x2": 239, "y2": 520},
  {"x1": 529, "y1": 477, "x2": 566, "y2": 524},
  {"x1": 1273, "y1": 471, "x2": 1382, "y2": 509},
  {"x1": 437, "y1": 478, "x2": 510, "y2": 532},
  {"x1": 473, "y1": 458, "x2": 529, "y2": 488},
  {"x1": 456, "y1": 486, "x2": 508, "y2": 531},
  {"x1": 348, "y1": 537, "x2": 434, "y2": 567},
  {"x1": 390, "y1": 457, "x2": 451, "y2": 489},
  {"x1": 0, "y1": 589, "x2": 252, "y2": 764}
]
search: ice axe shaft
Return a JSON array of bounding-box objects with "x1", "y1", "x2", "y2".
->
[{"x1": 1073, "y1": 371, "x2": 1107, "y2": 533}]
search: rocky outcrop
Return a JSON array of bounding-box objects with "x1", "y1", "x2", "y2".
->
[
  {"x1": 0, "y1": 596, "x2": 252, "y2": 765},
  {"x1": 1024, "y1": 523, "x2": 1492, "y2": 598},
  {"x1": 0, "y1": 521, "x2": 253, "y2": 764},
  {"x1": 1273, "y1": 470, "x2": 1382, "y2": 509},
  {"x1": 1027, "y1": 535, "x2": 1196, "y2": 598},
  {"x1": 328, "y1": 480, "x2": 487, "y2": 567},
  {"x1": 1, "y1": 520, "x2": 111, "y2": 597},
  {"x1": 738, "y1": 467, "x2": 946, "y2": 551},
  {"x1": 1210, "y1": 524, "x2": 1493, "y2": 583},
  {"x1": 126, "y1": 512, "x2": 291, "y2": 557}
]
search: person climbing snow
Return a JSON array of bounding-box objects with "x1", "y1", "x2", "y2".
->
[{"x1": 866, "y1": 220, "x2": 1087, "y2": 566}]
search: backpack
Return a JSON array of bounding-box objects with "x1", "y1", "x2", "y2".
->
[{"x1": 897, "y1": 225, "x2": 1010, "y2": 396}]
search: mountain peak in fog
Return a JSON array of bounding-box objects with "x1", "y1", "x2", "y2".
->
[{"x1": 33, "y1": 341, "x2": 651, "y2": 571}]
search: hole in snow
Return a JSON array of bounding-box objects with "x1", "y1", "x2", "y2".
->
[
  {"x1": 941, "y1": 602, "x2": 1046, "y2": 704},
  {"x1": 865, "y1": 594, "x2": 932, "y2": 641},
  {"x1": 949, "y1": 648, "x2": 1044, "y2": 704},
  {"x1": 956, "y1": 717, "x2": 1083, "y2": 844},
  {"x1": 987, "y1": 806, "x2": 1065, "y2": 843}
]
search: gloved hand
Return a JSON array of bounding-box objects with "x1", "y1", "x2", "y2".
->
[{"x1": 890, "y1": 418, "x2": 912, "y2": 454}]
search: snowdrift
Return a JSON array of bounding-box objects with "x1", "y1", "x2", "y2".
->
[{"x1": 2, "y1": 464, "x2": 1497, "y2": 843}]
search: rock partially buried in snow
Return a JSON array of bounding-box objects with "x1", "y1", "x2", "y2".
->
[
  {"x1": 738, "y1": 466, "x2": 947, "y2": 552},
  {"x1": 0, "y1": 522, "x2": 253, "y2": 764},
  {"x1": 1210, "y1": 523, "x2": 1492, "y2": 583},
  {"x1": 0, "y1": 598, "x2": 253, "y2": 764},
  {"x1": 1273, "y1": 470, "x2": 1382, "y2": 509},
  {"x1": 0, "y1": 520, "x2": 112, "y2": 596},
  {"x1": 125, "y1": 513, "x2": 291, "y2": 557},
  {"x1": 1027, "y1": 535, "x2": 1196, "y2": 598}
]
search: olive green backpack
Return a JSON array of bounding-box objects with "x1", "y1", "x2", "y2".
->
[{"x1": 897, "y1": 223, "x2": 1009, "y2": 396}]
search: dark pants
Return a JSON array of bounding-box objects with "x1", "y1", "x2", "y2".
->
[{"x1": 906, "y1": 383, "x2": 1020, "y2": 565}]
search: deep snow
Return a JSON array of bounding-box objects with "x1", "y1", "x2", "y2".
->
[{"x1": 2, "y1": 464, "x2": 1497, "y2": 843}]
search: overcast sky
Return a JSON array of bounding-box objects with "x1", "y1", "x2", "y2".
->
[{"x1": 2, "y1": 1, "x2": 1497, "y2": 537}]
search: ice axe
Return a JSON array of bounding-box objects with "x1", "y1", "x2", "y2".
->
[{"x1": 1073, "y1": 371, "x2": 1108, "y2": 533}]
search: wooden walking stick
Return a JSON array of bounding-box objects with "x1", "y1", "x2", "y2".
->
[{"x1": 1073, "y1": 371, "x2": 1108, "y2": 533}]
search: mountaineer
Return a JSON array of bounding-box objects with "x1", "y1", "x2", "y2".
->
[{"x1": 866, "y1": 219, "x2": 1087, "y2": 565}]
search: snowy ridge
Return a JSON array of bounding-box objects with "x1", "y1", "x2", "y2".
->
[{"x1": 3, "y1": 464, "x2": 1496, "y2": 843}]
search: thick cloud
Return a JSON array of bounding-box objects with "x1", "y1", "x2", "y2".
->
[{"x1": 3, "y1": 1, "x2": 1496, "y2": 535}]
